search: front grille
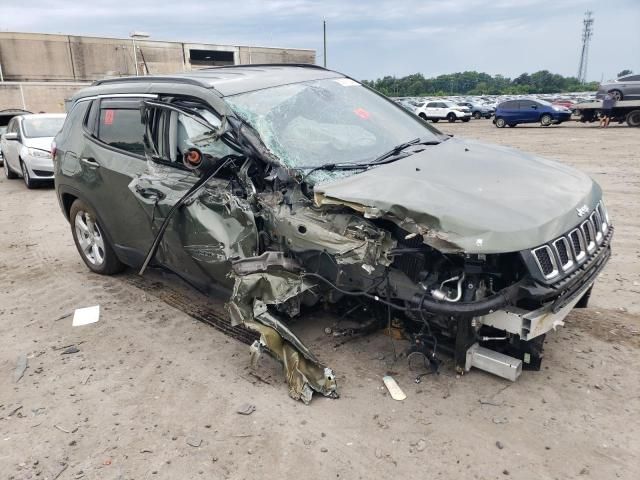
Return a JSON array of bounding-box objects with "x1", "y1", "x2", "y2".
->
[
  {"x1": 32, "y1": 169, "x2": 53, "y2": 177},
  {"x1": 528, "y1": 200, "x2": 610, "y2": 283},
  {"x1": 533, "y1": 246, "x2": 557, "y2": 278}
]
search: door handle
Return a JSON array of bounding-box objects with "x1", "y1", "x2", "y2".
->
[{"x1": 80, "y1": 157, "x2": 100, "y2": 167}]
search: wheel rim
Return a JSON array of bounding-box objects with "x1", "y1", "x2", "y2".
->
[
  {"x1": 611, "y1": 91, "x2": 622, "y2": 101},
  {"x1": 496, "y1": 118, "x2": 505, "y2": 127},
  {"x1": 474, "y1": 112, "x2": 481, "y2": 119},
  {"x1": 448, "y1": 115, "x2": 455, "y2": 122},
  {"x1": 21, "y1": 163, "x2": 30, "y2": 185},
  {"x1": 75, "y1": 211, "x2": 106, "y2": 266},
  {"x1": 541, "y1": 115, "x2": 551, "y2": 126}
]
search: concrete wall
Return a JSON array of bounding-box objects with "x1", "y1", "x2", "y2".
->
[
  {"x1": 0, "y1": 32, "x2": 316, "y2": 82},
  {"x1": 0, "y1": 32, "x2": 316, "y2": 113},
  {"x1": 0, "y1": 82, "x2": 88, "y2": 112}
]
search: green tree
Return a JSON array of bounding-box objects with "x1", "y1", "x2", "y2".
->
[{"x1": 617, "y1": 69, "x2": 633, "y2": 77}]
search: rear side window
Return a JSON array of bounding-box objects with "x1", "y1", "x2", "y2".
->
[
  {"x1": 97, "y1": 102, "x2": 145, "y2": 156},
  {"x1": 500, "y1": 101, "x2": 516, "y2": 109},
  {"x1": 426, "y1": 102, "x2": 437, "y2": 108},
  {"x1": 620, "y1": 75, "x2": 640, "y2": 82}
]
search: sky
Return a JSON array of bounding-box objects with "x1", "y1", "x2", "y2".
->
[{"x1": 1, "y1": 0, "x2": 638, "y2": 82}]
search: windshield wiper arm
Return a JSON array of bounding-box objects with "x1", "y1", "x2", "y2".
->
[
  {"x1": 369, "y1": 138, "x2": 441, "y2": 165},
  {"x1": 299, "y1": 162, "x2": 370, "y2": 182}
]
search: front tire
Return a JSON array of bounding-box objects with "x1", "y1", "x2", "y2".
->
[
  {"x1": 540, "y1": 114, "x2": 553, "y2": 126},
  {"x1": 21, "y1": 160, "x2": 36, "y2": 189},
  {"x1": 447, "y1": 113, "x2": 457, "y2": 123},
  {"x1": 70, "y1": 199, "x2": 124, "y2": 275},
  {"x1": 495, "y1": 117, "x2": 506, "y2": 128}
]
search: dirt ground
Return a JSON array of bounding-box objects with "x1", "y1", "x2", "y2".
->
[{"x1": 1, "y1": 120, "x2": 639, "y2": 480}]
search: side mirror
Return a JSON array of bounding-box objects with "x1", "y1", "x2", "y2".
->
[
  {"x1": 531, "y1": 105, "x2": 538, "y2": 109},
  {"x1": 4, "y1": 132, "x2": 18, "y2": 141}
]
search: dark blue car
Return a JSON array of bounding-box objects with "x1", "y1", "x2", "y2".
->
[{"x1": 493, "y1": 99, "x2": 572, "y2": 128}]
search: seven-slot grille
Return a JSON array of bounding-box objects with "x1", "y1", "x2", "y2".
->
[{"x1": 531, "y1": 200, "x2": 610, "y2": 281}]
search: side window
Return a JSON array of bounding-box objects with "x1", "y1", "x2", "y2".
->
[
  {"x1": 519, "y1": 100, "x2": 537, "y2": 109},
  {"x1": 426, "y1": 102, "x2": 436, "y2": 108},
  {"x1": 6, "y1": 118, "x2": 15, "y2": 133},
  {"x1": 97, "y1": 100, "x2": 145, "y2": 156},
  {"x1": 175, "y1": 111, "x2": 232, "y2": 162},
  {"x1": 621, "y1": 75, "x2": 640, "y2": 82}
]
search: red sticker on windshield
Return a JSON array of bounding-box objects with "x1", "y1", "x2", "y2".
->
[
  {"x1": 104, "y1": 109, "x2": 115, "y2": 125},
  {"x1": 354, "y1": 108, "x2": 370, "y2": 120}
]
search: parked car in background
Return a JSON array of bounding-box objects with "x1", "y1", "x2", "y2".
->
[
  {"x1": 493, "y1": 99, "x2": 572, "y2": 128},
  {"x1": 0, "y1": 109, "x2": 32, "y2": 165},
  {"x1": 415, "y1": 100, "x2": 471, "y2": 122},
  {"x1": 596, "y1": 74, "x2": 640, "y2": 101},
  {"x1": 552, "y1": 99, "x2": 576, "y2": 112},
  {"x1": 457, "y1": 102, "x2": 494, "y2": 119},
  {"x1": 1, "y1": 113, "x2": 66, "y2": 188}
]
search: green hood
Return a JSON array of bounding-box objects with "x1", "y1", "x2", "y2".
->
[{"x1": 314, "y1": 138, "x2": 601, "y2": 254}]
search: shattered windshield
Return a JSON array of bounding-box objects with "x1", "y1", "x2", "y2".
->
[{"x1": 224, "y1": 78, "x2": 441, "y2": 169}]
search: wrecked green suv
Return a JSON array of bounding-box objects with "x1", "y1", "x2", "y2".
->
[{"x1": 54, "y1": 65, "x2": 612, "y2": 403}]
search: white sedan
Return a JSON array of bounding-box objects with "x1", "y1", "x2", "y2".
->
[{"x1": 1, "y1": 113, "x2": 66, "y2": 188}]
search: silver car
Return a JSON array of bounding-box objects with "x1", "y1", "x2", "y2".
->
[
  {"x1": 1, "y1": 113, "x2": 66, "y2": 188},
  {"x1": 596, "y1": 74, "x2": 640, "y2": 101}
]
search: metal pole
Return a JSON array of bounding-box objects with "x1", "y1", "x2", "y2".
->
[
  {"x1": 323, "y1": 20, "x2": 327, "y2": 68},
  {"x1": 19, "y1": 84, "x2": 26, "y2": 109},
  {"x1": 132, "y1": 37, "x2": 139, "y2": 76}
]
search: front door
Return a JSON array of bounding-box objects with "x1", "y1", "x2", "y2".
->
[{"x1": 132, "y1": 99, "x2": 258, "y2": 290}]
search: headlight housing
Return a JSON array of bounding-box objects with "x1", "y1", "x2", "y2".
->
[{"x1": 27, "y1": 148, "x2": 51, "y2": 159}]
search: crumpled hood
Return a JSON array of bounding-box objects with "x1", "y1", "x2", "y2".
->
[{"x1": 314, "y1": 137, "x2": 601, "y2": 254}]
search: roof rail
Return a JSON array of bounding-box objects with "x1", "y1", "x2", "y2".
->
[
  {"x1": 92, "y1": 76, "x2": 210, "y2": 87},
  {"x1": 195, "y1": 63, "x2": 328, "y2": 71}
]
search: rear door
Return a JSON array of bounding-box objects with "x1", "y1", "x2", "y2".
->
[
  {"x1": 78, "y1": 96, "x2": 158, "y2": 265},
  {"x1": 424, "y1": 102, "x2": 438, "y2": 118},
  {"x1": 499, "y1": 101, "x2": 518, "y2": 123}
]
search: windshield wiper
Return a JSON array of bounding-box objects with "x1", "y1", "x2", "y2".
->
[
  {"x1": 299, "y1": 162, "x2": 371, "y2": 182},
  {"x1": 368, "y1": 137, "x2": 442, "y2": 165},
  {"x1": 299, "y1": 137, "x2": 443, "y2": 182}
]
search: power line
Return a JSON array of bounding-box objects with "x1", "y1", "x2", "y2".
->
[{"x1": 577, "y1": 11, "x2": 594, "y2": 84}]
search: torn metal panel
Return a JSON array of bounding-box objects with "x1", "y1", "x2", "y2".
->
[
  {"x1": 129, "y1": 161, "x2": 258, "y2": 286},
  {"x1": 259, "y1": 202, "x2": 396, "y2": 267},
  {"x1": 226, "y1": 273, "x2": 337, "y2": 404}
]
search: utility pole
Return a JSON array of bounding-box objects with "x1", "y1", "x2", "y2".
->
[
  {"x1": 323, "y1": 20, "x2": 327, "y2": 68},
  {"x1": 577, "y1": 11, "x2": 594, "y2": 84}
]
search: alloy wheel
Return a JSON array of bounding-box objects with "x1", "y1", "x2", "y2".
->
[{"x1": 74, "y1": 210, "x2": 106, "y2": 266}]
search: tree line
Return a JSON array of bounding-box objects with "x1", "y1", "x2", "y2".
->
[{"x1": 361, "y1": 70, "x2": 600, "y2": 97}]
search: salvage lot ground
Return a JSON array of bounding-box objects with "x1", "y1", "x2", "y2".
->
[{"x1": 1, "y1": 120, "x2": 639, "y2": 480}]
